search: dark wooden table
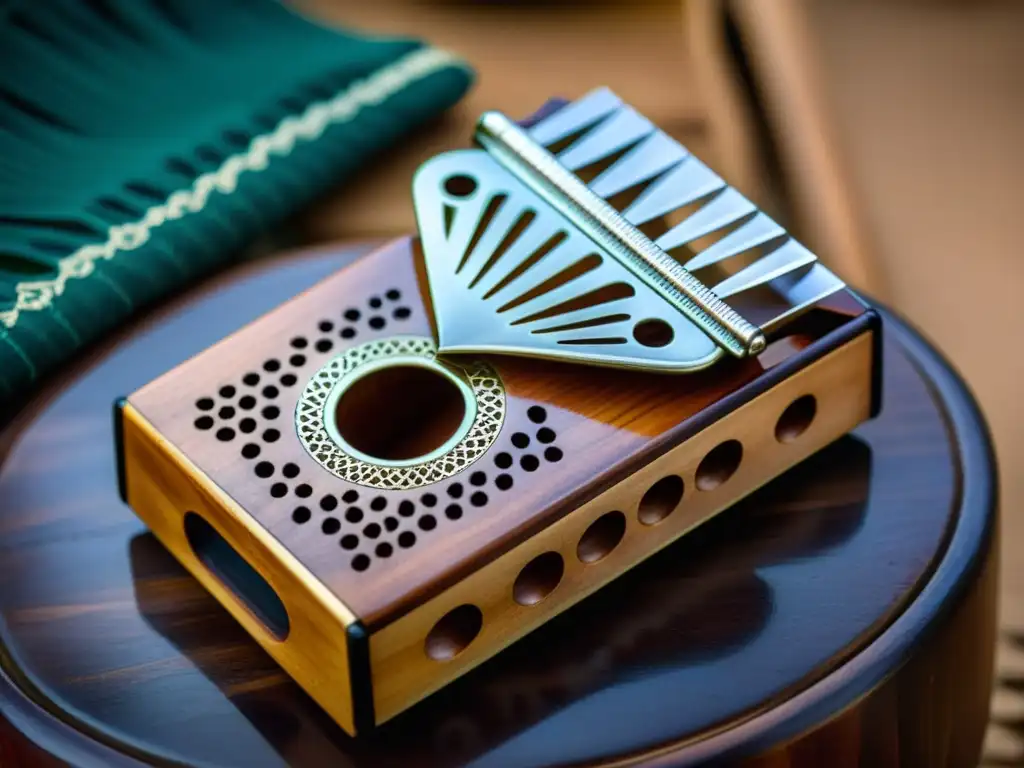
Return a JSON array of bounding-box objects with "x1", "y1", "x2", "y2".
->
[{"x1": 0, "y1": 244, "x2": 997, "y2": 766}]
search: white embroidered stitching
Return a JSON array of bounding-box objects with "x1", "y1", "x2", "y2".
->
[{"x1": 0, "y1": 47, "x2": 466, "y2": 330}]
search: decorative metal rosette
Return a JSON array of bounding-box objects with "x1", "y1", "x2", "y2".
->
[{"x1": 295, "y1": 336, "x2": 505, "y2": 490}]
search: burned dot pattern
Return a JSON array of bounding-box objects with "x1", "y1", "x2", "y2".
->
[{"x1": 191, "y1": 306, "x2": 561, "y2": 572}]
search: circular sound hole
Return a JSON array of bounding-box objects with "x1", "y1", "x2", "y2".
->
[
  {"x1": 577, "y1": 511, "x2": 626, "y2": 564},
  {"x1": 775, "y1": 394, "x2": 817, "y2": 443},
  {"x1": 632, "y1": 319, "x2": 674, "y2": 348},
  {"x1": 443, "y1": 174, "x2": 477, "y2": 198},
  {"x1": 331, "y1": 364, "x2": 470, "y2": 463},
  {"x1": 513, "y1": 552, "x2": 564, "y2": 606},
  {"x1": 425, "y1": 604, "x2": 483, "y2": 661},
  {"x1": 696, "y1": 440, "x2": 743, "y2": 491},
  {"x1": 638, "y1": 475, "x2": 683, "y2": 525}
]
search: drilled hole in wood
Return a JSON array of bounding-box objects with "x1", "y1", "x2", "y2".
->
[
  {"x1": 638, "y1": 475, "x2": 684, "y2": 525},
  {"x1": 513, "y1": 552, "x2": 564, "y2": 606},
  {"x1": 775, "y1": 395, "x2": 817, "y2": 443},
  {"x1": 696, "y1": 440, "x2": 743, "y2": 491},
  {"x1": 425, "y1": 604, "x2": 482, "y2": 661},
  {"x1": 577, "y1": 511, "x2": 626, "y2": 563},
  {"x1": 184, "y1": 512, "x2": 289, "y2": 640}
]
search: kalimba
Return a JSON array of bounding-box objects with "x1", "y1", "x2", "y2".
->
[{"x1": 115, "y1": 89, "x2": 881, "y2": 735}]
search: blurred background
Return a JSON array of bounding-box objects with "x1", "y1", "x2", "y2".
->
[{"x1": 289, "y1": 0, "x2": 1023, "y2": 764}]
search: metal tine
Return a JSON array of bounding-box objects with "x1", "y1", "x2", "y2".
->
[
  {"x1": 656, "y1": 188, "x2": 758, "y2": 253},
  {"x1": 473, "y1": 215, "x2": 562, "y2": 299},
  {"x1": 623, "y1": 157, "x2": 727, "y2": 226},
  {"x1": 683, "y1": 212, "x2": 786, "y2": 272},
  {"x1": 589, "y1": 130, "x2": 688, "y2": 199},
  {"x1": 712, "y1": 239, "x2": 817, "y2": 298},
  {"x1": 507, "y1": 260, "x2": 619, "y2": 322},
  {"x1": 460, "y1": 198, "x2": 528, "y2": 280},
  {"x1": 760, "y1": 263, "x2": 845, "y2": 333},
  {"x1": 527, "y1": 87, "x2": 621, "y2": 147},
  {"x1": 489, "y1": 236, "x2": 595, "y2": 305},
  {"x1": 557, "y1": 106, "x2": 654, "y2": 172}
]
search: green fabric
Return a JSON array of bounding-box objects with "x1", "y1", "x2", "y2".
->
[{"x1": 0, "y1": 0, "x2": 473, "y2": 402}]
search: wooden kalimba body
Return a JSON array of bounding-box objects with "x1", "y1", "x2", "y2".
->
[{"x1": 115, "y1": 89, "x2": 882, "y2": 735}]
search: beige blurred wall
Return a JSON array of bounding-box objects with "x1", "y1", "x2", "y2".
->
[
  {"x1": 291, "y1": 0, "x2": 710, "y2": 242},
  {"x1": 776, "y1": 2, "x2": 1024, "y2": 763}
]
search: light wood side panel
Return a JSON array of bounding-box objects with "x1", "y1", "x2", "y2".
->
[
  {"x1": 120, "y1": 404, "x2": 361, "y2": 733},
  {"x1": 369, "y1": 331, "x2": 875, "y2": 723}
]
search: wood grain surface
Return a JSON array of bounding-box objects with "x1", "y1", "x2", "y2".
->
[
  {"x1": 120, "y1": 232, "x2": 875, "y2": 729},
  {"x1": 126, "y1": 237, "x2": 872, "y2": 630},
  {"x1": 0, "y1": 244, "x2": 997, "y2": 766}
]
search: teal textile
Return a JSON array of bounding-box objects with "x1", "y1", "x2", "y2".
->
[{"x1": 0, "y1": 0, "x2": 473, "y2": 402}]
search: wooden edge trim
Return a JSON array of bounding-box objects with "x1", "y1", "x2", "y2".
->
[{"x1": 118, "y1": 402, "x2": 369, "y2": 734}]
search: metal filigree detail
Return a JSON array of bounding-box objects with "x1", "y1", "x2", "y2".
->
[{"x1": 295, "y1": 336, "x2": 505, "y2": 490}]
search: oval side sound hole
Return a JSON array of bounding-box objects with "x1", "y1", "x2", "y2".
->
[
  {"x1": 513, "y1": 552, "x2": 564, "y2": 606},
  {"x1": 577, "y1": 511, "x2": 627, "y2": 564},
  {"x1": 638, "y1": 475, "x2": 684, "y2": 525},
  {"x1": 425, "y1": 604, "x2": 483, "y2": 661},
  {"x1": 184, "y1": 512, "x2": 289, "y2": 640},
  {"x1": 695, "y1": 440, "x2": 743, "y2": 491},
  {"x1": 775, "y1": 394, "x2": 817, "y2": 443}
]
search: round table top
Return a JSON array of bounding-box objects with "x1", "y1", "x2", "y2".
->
[{"x1": 0, "y1": 244, "x2": 995, "y2": 767}]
